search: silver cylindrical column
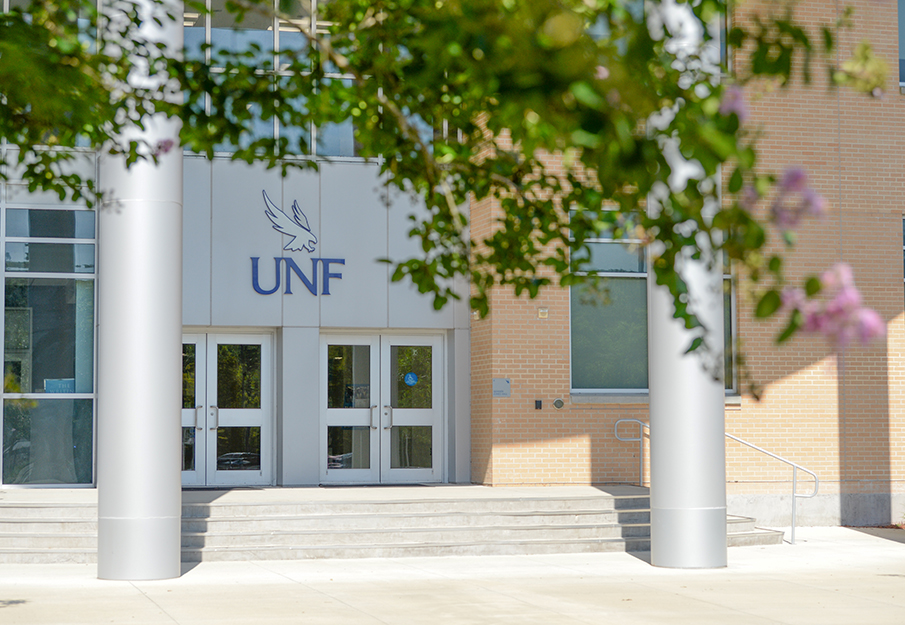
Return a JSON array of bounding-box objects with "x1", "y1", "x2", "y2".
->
[
  {"x1": 96, "y1": 0, "x2": 183, "y2": 581},
  {"x1": 648, "y1": 247, "x2": 726, "y2": 568}
]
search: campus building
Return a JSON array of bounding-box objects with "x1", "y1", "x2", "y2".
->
[{"x1": 0, "y1": 0, "x2": 903, "y2": 573}]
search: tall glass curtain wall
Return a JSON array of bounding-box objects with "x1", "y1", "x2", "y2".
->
[
  {"x1": 570, "y1": 236, "x2": 734, "y2": 392},
  {"x1": 184, "y1": 0, "x2": 358, "y2": 156},
  {"x1": 1, "y1": 193, "x2": 96, "y2": 485}
]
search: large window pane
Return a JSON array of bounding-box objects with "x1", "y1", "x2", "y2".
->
[
  {"x1": 278, "y1": 0, "x2": 311, "y2": 69},
  {"x1": 327, "y1": 344, "x2": 370, "y2": 408},
  {"x1": 572, "y1": 241, "x2": 645, "y2": 273},
  {"x1": 724, "y1": 282, "x2": 734, "y2": 391},
  {"x1": 6, "y1": 209, "x2": 95, "y2": 239},
  {"x1": 317, "y1": 80, "x2": 358, "y2": 156},
  {"x1": 900, "y1": 0, "x2": 905, "y2": 83},
  {"x1": 571, "y1": 278, "x2": 648, "y2": 390},
  {"x1": 183, "y1": 343, "x2": 196, "y2": 409},
  {"x1": 390, "y1": 426, "x2": 431, "y2": 469},
  {"x1": 216, "y1": 426, "x2": 261, "y2": 470},
  {"x1": 184, "y1": 8, "x2": 205, "y2": 62},
  {"x1": 4, "y1": 278, "x2": 94, "y2": 394},
  {"x1": 3, "y1": 398, "x2": 93, "y2": 484},
  {"x1": 211, "y1": 0, "x2": 274, "y2": 67},
  {"x1": 390, "y1": 345, "x2": 431, "y2": 409},
  {"x1": 5, "y1": 242, "x2": 95, "y2": 273},
  {"x1": 327, "y1": 425, "x2": 370, "y2": 468},
  {"x1": 217, "y1": 344, "x2": 261, "y2": 409}
]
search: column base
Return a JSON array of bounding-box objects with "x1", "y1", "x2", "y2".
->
[
  {"x1": 97, "y1": 516, "x2": 181, "y2": 580},
  {"x1": 650, "y1": 506, "x2": 727, "y2": 569}
]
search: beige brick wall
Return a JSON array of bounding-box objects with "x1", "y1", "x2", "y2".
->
[{"x1": 470, "y1": 0, "x2": 905, "y2": 516}]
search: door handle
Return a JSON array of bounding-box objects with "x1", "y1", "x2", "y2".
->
[
  {"x1": 370, "y1": 405, "x2": 378, "y2": 430},
  {"x1": 194, "y1": 406, "x2": 203, "y2": 431},
  {"x1": 209, "y1": 406, "x2": 219, "y2": 431},
  {"x1": 383, "y1": 405, "x2": 393, "y2": 430}
]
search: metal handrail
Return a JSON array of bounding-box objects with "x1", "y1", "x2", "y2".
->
[{"x1": 614, "y1": 418, "x2": 819, "y2": 545}]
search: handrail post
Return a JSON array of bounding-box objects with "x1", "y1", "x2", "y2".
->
[
  {"x1": 791, "y1": 466, "x2": 797, "y2": 545},
  {"x1": 638, "y1": 422, "x2": 644, "y2": 488}
]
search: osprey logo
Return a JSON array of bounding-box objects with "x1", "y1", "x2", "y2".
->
[
  {"x1": 262, "y1": 190, "x2": 318, "y2": 253},
  {"x1": 252, "y1": 190, "x2": 345, "y2": 296}
]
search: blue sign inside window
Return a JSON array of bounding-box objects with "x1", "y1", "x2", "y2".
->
[{"x1": 404, "y1": 372, "x2": 418, "y2": 387}]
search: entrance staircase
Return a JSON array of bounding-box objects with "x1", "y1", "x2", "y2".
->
[{"x1": 0, "y1": 486, "x2": 783, "y2": 564}]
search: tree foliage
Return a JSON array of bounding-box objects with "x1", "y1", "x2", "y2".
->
[{"x1": 0, "y1": 0, "x2": 889, "y2": 391}]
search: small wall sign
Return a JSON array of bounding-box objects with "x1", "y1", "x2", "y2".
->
[{"x1": 492, "y1": 378, "x2": 511, "y2": 398}]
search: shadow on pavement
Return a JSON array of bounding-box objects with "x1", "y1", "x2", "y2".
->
[{"x1": 847, "y1": 527, "x2": 905, "y2": 545}]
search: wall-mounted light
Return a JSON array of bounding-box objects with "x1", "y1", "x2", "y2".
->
[
  {"x1": 552, "y1": 398, "x2": 565, "y2": 409},
  {"x1": 537, "y1": 307, "x2": 548, "y2": 319}
]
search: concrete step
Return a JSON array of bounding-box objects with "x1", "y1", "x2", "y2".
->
[
  {"x1": 181, "y1": 536, "x2": 655, "y2": 562},
  {"x1": 0, "y1": 533, "x2": 97, "y2": 549},
  {"x1": 0, "y1": 488, "x2": 784, "y2": 563},
  {"x1": 181, "y1": 496, "x2": 652, "y2": 518},
  {"x1": 181, "y1": 522, "x2": 653, "y2": 548},
  {"x1": 181, "y1": 509, "x2": 650, "y2": 532}
]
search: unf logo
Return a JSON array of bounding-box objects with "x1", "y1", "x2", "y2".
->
[{"x1": 251, "y1": 190, "x2": 345, "y2": 296}]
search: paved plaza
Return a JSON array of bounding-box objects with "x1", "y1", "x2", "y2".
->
[{"x1": 1, "y1": 526, "x2": 903, "y2": 624}]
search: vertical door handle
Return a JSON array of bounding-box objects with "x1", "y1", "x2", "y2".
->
[
  {"x1": 209, "y1": 406, "x2": 219, "y2": 430},
  {"x1": 383, "y1": 405, "x2": 393, "y2": 430},
  {"x1": 370, "y1": 405, "x2": 378, "y2": 430},
  {"x1": 194, "y1": 406, "x2": 203, "y2": 430}
]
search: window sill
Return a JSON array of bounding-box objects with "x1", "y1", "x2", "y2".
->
[{"x1": 571, "y1": 392, "x2": 743, "y2": 406}]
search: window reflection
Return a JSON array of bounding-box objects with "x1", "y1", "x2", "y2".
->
[
  {"x1": 390, "y1": 346, "x2": 431, "y2": 409},
  {"x1": 6, "y1": 209, "x2": 95, "y2": 239},
  {"x1": 2, "y1": 398, "x2": 93, "y2": 484},
  {"x1": 327, "y1": 344, "x2": 370, "y2": 408},
  {"x1": 211, "y1": 0, "x2": 274, "y2": 67},
  {"x1": 390, "y1": 426, "x2": 431, "y2": 469},
  {"x1": 216, "y1": 426, "x2": 261, "y2": 470},
  {"x1": 217, "y1": 344, "x2": 262, "y2": 409},
  {"x1": 4, "y1": 279, "x2": 94, "y2": 394},
  {"x1": 327, "y1": 425, "x2": 370, "y2": 469}
]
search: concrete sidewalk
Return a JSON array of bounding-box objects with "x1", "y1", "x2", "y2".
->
[{"x1": 1, "y1": 527, "x2": 903, "y2": 624}]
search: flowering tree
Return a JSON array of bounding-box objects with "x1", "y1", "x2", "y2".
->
[{"x1": 0, "y1": 0, "x2": 889, "y2": 392}]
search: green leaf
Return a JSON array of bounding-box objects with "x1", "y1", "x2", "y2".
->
[
  {"x1": 756, "y1": 290, "x2": 782, "y2": 318},
  {"x1": 684, "y1": 336, "x2": 704, "y2": 354},
  {"x1": 728, "y1": 167, "x2": 743, "y2": 194},
  {"x1": 805, "y1": 277, "x2": 821, "y2": 296}
]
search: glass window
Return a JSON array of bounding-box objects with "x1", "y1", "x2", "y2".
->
[
  {"x1": 5, "y1": 243, "x2": 95, "y2": 273},
  {"x1": 6, "y1": 209, "x2": 95, "y2": 239},
  {"x1": 572, "y1": 241, "x2": 645, "y2": 274},
  {"x1": 390, "y1": 345, "x2": 432, "y2": 409},
  {"x1": 390, "y1": 426, "x2": 431, "y2": 469},
  {"x1": 217, "y1": 344, "x2": 261, "y2": 409},
  {"x1": 900, "y1": 0, "x2": 905, "y2": 84},
  {"x1": 184, "y1": 8, "x2": 206, "y2": 62},
  {"x1": 571, "y1": 278, "x2": 649, "y2": 390},
  {"x1": 327, "y1": 425, "x2": 370, "y2": 468},
  {"x1": 2, "y1": 398, "x2": 93, "y2": 484},
  {"x1": 4, "y1": 278, "x2": 94, "y2": 394},
  {"x1": 278, "y1": 0, "x2": 311, "y2": 70},
  {"x1": 210, "y1": 0, "x2": 274, "y2": 67},
  {"x1": 327, "y1": 344, "x2": 370, "y2": 408},
  {"x1": 216, "y1": 427, "x2": 261, "y2": 470}
]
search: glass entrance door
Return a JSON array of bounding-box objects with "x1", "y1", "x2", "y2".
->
[
  {"x1": 182, "y1": 334, "x2": 273, "y2": 486},
  {"x1": 320, "y1": 335, "x2": 442, "y2": 484}
]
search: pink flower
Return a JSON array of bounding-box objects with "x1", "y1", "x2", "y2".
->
[
  {"x1": 719, "y1": 85, "x2": 748, "y2": 123},
  {"x1": 770, "y1": 166, "x2": 827, "y2": 232},
  {"x1": 785, "y1": 263, "x2": 885, "y2": 348},
  {"x1": 741, "y1": 185, "x2": 759, "y2": 211},
  {"x1": 154, "y1": 139, "x2": 175, "y2": 155},
  {"x1": 595, "y1": 65, "x2": 610, "y2": 80}
]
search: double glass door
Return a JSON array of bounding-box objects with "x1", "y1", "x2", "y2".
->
[
  {"x1": 320, "y1": 335, "x2": 442, "y2": 484},
  {"x1": 182, "y1": 334, "x2": 273, "y2": 486}
]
